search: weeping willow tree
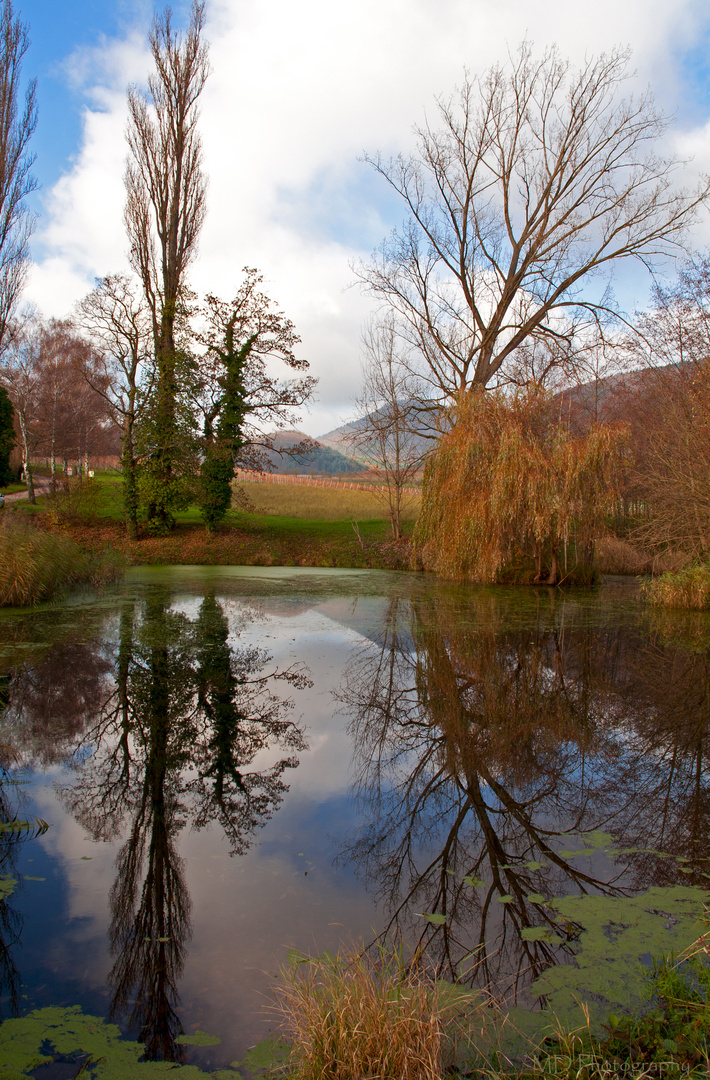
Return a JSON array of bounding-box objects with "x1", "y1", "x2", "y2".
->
[{"x1": 415, "y1": 390, "x2": 626, "y2": 584}]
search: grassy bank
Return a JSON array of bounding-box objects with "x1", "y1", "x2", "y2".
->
[
  {"x1": 8, "y1": 475, "x2": 416, "y2": 571},
  {"x1": 10, "y1": 473, "x2": 697, "y2": 584}
]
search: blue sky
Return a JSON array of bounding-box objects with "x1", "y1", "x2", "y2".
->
[
  {"x1": 22, "y1": 1, "x2": 136, "y2": 192},
  {"x1": 15, "y1": 0, "x2": 710, "y2": 434}
]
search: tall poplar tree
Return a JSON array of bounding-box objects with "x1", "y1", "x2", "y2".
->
[
  {"x1": 0, "y1": 0, "x2": 37, "y2": 355},
  {"x1": 124, "y1": 1, "x2": 209, "y2": 533}
]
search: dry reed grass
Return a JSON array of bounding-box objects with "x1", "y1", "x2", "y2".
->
[
  {"x1": 273, "y1": 946, "x2": 481, "y2": 1080},
  {"x1": 235, "y1": 481, "x2": 420, "y2": 521},
  {"x1": 0, "y1": 515, "x2": 123, "y2": 606},
  {"x1": 594, "y1": 536, "x2": 686, "y2": 577},
  {"x1": 594, "y1": 536, "x2": 652, "y2": 575}
]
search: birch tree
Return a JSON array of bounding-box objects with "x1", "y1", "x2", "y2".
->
[{"x1": 77, "y1": 275, "x2": 153, "y2": 540}]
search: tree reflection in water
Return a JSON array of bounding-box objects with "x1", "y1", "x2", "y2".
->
[
  {"x1": 0, "y1": 744, "x2": 25, "y2": 1021},
  {"x1": 53, "y1": 587, "x2": 309, "y2": 1061},
  {"x1": 338, "y1": 589, "x2": 710, "y2": 1000},
  {"x1": 0, "y1": 605, "x2": 119, "y2": 1021}
]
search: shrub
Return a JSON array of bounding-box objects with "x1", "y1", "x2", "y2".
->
[
  {"x1": 642, "y1": 563, "x2": 710, "y2": 610},
  {"x1": 0, "y1": 516, "x2": 124, "y2": 606},
  {"x1": 46, "y1": 481, "x2": 103, "y2": 526}
]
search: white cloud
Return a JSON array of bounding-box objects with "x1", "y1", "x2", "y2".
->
[{"x1": 25, "y1": 0, "x2": 710, "y2": 435}]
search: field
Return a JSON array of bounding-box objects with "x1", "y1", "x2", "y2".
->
[
  {"x1": 233, "y1": 480, "x2": 421, "y2": 521},
  {"x1": 18, "y1": 474, "x2": 420, "y2": 533}
]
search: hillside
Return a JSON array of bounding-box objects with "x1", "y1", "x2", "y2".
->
[{"x1": 259, "y1": 429, "x2": 360, "y2": 474}]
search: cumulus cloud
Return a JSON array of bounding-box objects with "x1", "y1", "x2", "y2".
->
[{"x1": 24, "y1": 0, "x2": 710, "y2": 435}]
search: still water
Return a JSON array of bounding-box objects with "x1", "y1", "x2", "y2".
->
[{"x1": 0, "y1": 567, "x2": 707, "y2": 1069}]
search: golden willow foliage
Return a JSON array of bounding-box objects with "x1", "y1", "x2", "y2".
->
[{"x1": 414, "y1": 390, "x2": 627, "y2": 584}]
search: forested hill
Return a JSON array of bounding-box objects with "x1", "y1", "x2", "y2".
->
[{"x1": 261, "y1": 430, "x2": 360, "y2": 474}]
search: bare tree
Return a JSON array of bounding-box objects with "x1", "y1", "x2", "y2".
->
[
  {"x1": 31, "y1": 319, "x2": 116, "y2": 489},
  {"x1": 0, "y1": 0, "x2": 36, "y2": 356},
  {"x1": 124, "y1": 1, "x2": 209, "y2": 532},
  {"x1": 348, "y1": 318, "x2": 426, "y2": 540},
  {"x1": 0, "y1": 317, "x2": 39, "y2": 501},
  {"x1": 358, "y1": 44, "x2": 710, "y2": 404},
  {"x1": 620, "y1": 258, "x2": 710, "y2": 561},
  {"x1": 33, "y1": 319, "x2": 84, "y2": 492},
  {"x1": 77, "y1": 275, "x2": 154, "y2": 539}
]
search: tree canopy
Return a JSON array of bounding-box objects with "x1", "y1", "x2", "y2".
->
[{"x1": 359, "y1": 45, "x2": 710, "y2": 403}]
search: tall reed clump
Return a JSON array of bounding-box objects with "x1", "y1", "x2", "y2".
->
[
  {"x1": 642, "y1": 563, "x2": 710, "y2": 610},
  {"x1": 415, "y1": 389, "x2": 627, "y2": 584},
  {"x1": 0, "y1": 517, "x2": 124, "y2": 606},
  {"x1": 273, "y1": 946, "x2": 481, "y2": 1080}
]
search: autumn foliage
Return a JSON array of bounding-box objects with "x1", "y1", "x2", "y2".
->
[{"x1": 414, "y1": 390, "x2": 626, "y2": 584}]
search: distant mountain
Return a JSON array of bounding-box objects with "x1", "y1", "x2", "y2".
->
[
  {"x1": 317, "y1": 412, "x2": 434, "y2": 466},
  {"x1": 316, "y1": 417, "x2": 368, "y2": 454},
  {"x1": 259, "y1": 429, "x2": 361, "y2": 474}
]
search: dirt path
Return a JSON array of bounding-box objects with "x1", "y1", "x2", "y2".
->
[{"x1": 3, "y1": 478, "x2": 53, "y2": 504}]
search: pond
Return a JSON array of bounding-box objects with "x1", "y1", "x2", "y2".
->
[{"x1": 0, "y1": 566, "x2": 708, "y2": 1071}]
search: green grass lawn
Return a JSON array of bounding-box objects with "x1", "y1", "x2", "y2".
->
[
  {"x1": 43, "y1": 474, "x2": 413, "y2": 541},
  {"x1": 8, "y1": 472, "x2": 415, "y2": 570}
]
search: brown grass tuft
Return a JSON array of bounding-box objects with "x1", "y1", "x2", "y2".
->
[{"x1": 273, "y1": 946, "x2": 480, "y2": 1080}]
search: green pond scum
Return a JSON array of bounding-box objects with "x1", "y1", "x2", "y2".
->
[{"x1": 0, "y1": 1007, "x2": 291, "y2": 1079}]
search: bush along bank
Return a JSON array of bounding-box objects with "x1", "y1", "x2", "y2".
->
[{"x1": 641, "y1": 563, "x2": 710, "y2": 610}]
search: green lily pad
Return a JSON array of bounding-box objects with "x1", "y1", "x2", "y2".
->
[
  {"x1": 521, "y1": 927, "x2": 553, "y2": 942},
  {"x1": 0, "y1": 874, "x2": 17, "y2": 901}
]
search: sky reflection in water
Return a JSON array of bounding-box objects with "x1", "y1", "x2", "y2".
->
[{"x1": 0, "y1": 568, "x2": 708, "y2": 1068}]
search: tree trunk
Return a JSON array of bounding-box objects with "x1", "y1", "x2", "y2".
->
[
  {"x1": 18, "y1": 412, "x2": 35, "y2": 504},
  {"x1": 123, "y1": 419, "x2": 139, "y2": 541},
  {"x1": 546, "y1": 547, "x2": 558, "y2": 586},
  {"x1": 50, "y1": 417, "x2": 56, "y2": 494}
]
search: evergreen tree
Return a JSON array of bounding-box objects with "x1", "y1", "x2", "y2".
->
[
  {"x1": 195, "y1": 271, "x2": 315, "y2": 532},
  {"x1": 0, "y1": 386, "x2": 14, "y2": 485}
]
